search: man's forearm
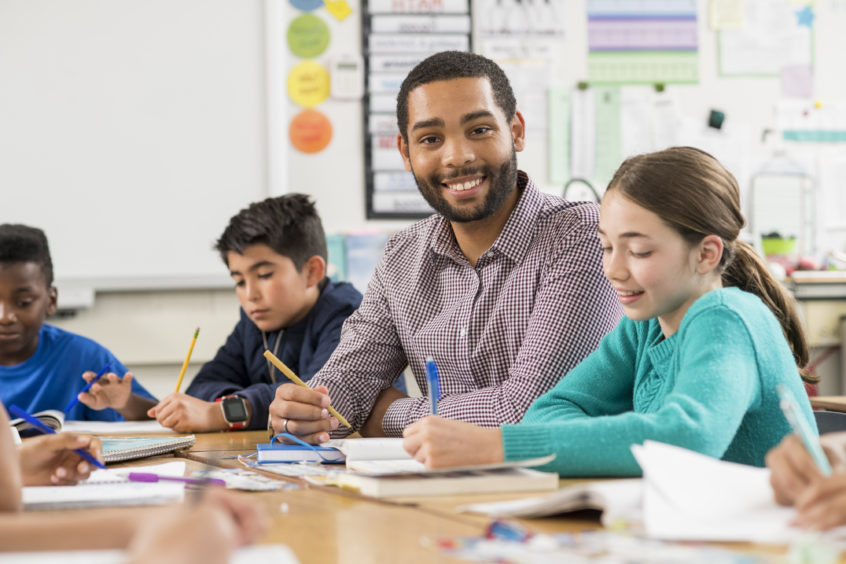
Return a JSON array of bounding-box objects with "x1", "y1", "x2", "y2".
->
[{"x1": 360, "y1": 387, "x2": 408, "y2": 437}]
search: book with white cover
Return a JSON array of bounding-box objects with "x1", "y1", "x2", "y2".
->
[{"x1": 333, "y1": 464, "x2": 559, "y2": 498}]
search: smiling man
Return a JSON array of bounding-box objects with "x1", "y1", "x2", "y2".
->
[{"x1": 269, "y1": 51, "x2": 622, "y2": 441}]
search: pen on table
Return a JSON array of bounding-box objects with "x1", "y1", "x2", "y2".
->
[
  {"x1": 174, "y1": 327, "x2": 200, "y2": 393},
  {"x1": 127, "y1": 472, "x2": 226, "y2": 487},
  {"x1": 64, "y1": 362, "x2": 112, "y2": 413},
  {"x1": 425, "y1": 357, "x2": 440, "y2": 416},
  {"x1": 262, "y1": 350, "x2": 351, "y2": 428},
  {"x1": 7, "y1": 404, "x2": 107, "y2": 470},
  {"x1": 777, "y1": 384, "x2": 832, "y2": 476}
]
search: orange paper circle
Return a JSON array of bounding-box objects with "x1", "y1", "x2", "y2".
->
[{"x1": 289, "y1": 109, "x2": 332, "y2": 153}]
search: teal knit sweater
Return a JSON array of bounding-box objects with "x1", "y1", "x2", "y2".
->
[{"x1": 502, "y1": 287, "x2": 816, "y2": 476}]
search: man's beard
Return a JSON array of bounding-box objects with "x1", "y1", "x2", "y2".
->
[{"x1": 412, "y1": 148, "x2": 518, "y2": 223}]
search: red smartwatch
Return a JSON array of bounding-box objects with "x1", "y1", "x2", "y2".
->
[{"x1": 216, "y1": 395, "x2": 248, "y2": 430}]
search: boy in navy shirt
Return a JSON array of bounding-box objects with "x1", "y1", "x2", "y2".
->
[
  {"x1": 149, "y1": 195, "x2": 363, "y2": 431},
  {"x1": 0, "y1": 224, "x2": 155, "y2": 421}
]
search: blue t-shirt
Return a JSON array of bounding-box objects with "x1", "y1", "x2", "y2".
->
[{"x1": 0, "y1": 324, "x2": 155, "y2": 421}]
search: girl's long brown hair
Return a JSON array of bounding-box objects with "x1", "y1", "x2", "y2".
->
[{"x1": 607, "y1": 146, "x2": 814, "y2": 383}]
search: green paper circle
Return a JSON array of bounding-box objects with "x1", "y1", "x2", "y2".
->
[{"x1": 287, "y1": 14, "x2": 330, "y2": 58}]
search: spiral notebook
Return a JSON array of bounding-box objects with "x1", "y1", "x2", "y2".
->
[{"x1": 102, "y1": 435, "x2": 196, "y2": 463}]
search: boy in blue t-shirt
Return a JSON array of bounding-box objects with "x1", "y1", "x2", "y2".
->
[
  {"x1": 148, "y1": 194, "x2": 365, "y2": 432},
  {"x1": 0, "y1": 224, "x2": 155, "y2": 421}
]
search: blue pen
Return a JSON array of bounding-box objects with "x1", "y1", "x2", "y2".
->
[
  {"x1": 8, "y1": 404, "x2": 107, "y2": 470},
  {"x1": 425, "y1": 357, "x2": 440, "y2": 416},
  {"x1": 777, "y1": 384, "x2": 832, "y2": 476},
  {"x1": 64, "y1": 362, "x2": 112, "y2": 414}
]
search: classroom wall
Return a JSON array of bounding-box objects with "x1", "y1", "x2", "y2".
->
[{"x1": 5, "y1": 0, "x2": 846, "y2": 396}]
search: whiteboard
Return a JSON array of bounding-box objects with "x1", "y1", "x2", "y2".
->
[{"x1": 0, "y1": 0, "x2": 269, "y2": 289}]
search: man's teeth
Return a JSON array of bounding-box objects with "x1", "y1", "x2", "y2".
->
[
  {"x1": 618, "y1": 290, "x2": 642, "y2": 296},
  {"x1": 447, "y1": 178, "x2": 482, "y2": 191}
]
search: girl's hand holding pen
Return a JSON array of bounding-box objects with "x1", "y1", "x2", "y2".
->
[
  {"x1": 17, "y1": 433, "x2": 103, "y2": 486},
  {"x1": 766, "y1": 432, "x2": 846, "y2": 506}
]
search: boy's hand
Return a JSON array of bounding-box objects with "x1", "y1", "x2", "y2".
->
[
  {"x1": 18, "y1": 433, "x2": 103, "y2": 486},
  {"x1": 402, "y1": 416, "x2": 503, "y2": 469},
  {"x1": 148, "y1": 393, "x2": 227, "y2": 433},
  {"x1": 268, "y1": 384, "x2": 338, "y2": 444},
  {"x1": 77, "y1": 371, "x2": 135, "y2": 411}
]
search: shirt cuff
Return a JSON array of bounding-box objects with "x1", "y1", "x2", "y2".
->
[
  {"x1": 382, "y1": 396, "x2": 419, "y2": 437},
  {"x1": 501, "y1": 423, "x2": 554, "y2": 463}
]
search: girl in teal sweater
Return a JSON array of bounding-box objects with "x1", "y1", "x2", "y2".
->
[{"x1": 402, "y1": 146, "x2": 818, "y2": 476}]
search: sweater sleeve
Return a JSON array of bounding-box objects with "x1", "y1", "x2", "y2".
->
[{"x1": 502, "y1": 307, "x2": 762, "y2": 477}]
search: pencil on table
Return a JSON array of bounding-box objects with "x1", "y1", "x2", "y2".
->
[
  {"x1": 262, "y1": 349, "x2": 351, "y2": 428},
  {"x1": 174, "y1": 327, "x2": 200, "y2": 393}
]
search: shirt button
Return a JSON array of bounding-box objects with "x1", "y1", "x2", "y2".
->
[{"x1": 460, "y1": 328, "x2": 467, "y2": 337}]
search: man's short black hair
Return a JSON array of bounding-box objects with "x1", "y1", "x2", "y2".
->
[
  {"x1": 0, "y1": 224, "x2": 54, "y2": 286},
  {"x1": 396, "y1": 50, "x2": 517, "y2": 143},
  {"x1": 215, "y1": 194, "x2": 327, "y2": 270}
]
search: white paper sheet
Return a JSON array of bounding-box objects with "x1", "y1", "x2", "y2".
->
[
  {"x1": 62, "y1": 420, "x2": 175, "y2": 434},
  {"x1": 0, "y1": 545, "x2": 298, "y2": 564},
  {"x1": 22, "y1": 461, "x2": 186, "y2": 510}
]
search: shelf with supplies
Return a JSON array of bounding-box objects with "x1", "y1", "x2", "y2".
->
[{"x1": 787, "y1": 272, "x2": 846, "y2": 348}]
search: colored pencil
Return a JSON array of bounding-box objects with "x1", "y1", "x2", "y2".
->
[
  {"x1": 174, "y1": 327, "x2": 200, "y2": 393},
  {"x1": 262, "y1": 350, "x2": 351, "y2": 428}
]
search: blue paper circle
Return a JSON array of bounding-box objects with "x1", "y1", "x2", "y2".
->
[{"x1": 290, "y1": 0, "x2": 323, "y2": 12}]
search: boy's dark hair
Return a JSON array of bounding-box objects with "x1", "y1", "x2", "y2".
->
[
  {"x1": 215, "y1": 194, "x2": 327, "y2": 270},
  {"x1": 0, "y1": 224, "x2": 54, "y2": 286},
  {"x1": 396, "y1": 50, "x2": 517, "y2": 143}
]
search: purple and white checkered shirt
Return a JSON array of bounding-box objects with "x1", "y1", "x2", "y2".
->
[{"x1": 311, "y1": 172, "x2": 622, "y2": 437}]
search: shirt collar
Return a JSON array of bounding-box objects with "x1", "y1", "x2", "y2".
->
[{"x1": 429, "y1": 171, "x2": 539, "y2": 265}]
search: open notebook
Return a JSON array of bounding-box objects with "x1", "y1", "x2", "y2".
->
[
  {"x1": 9, "y1": 409, "x2": 64, "y2": 437},
  {"x1": 102, "y1": 435, "x2": 195, "y2": 463}
]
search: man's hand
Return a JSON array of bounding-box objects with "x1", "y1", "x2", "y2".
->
[
  {"x1": 148, "y1": 393, "x2": 228, "y2": 433},
  {"x1": 18, "y1": 433, "x2": 103, "y2": 486},
  {"x1": 268, "y1": 384, "x2": 338, "y2": 444},
  {"x1": 402, "y1": 416, "x2": 503, "y2": 469}
]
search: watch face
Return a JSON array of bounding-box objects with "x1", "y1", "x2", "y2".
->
[{"x1": 222, "y1": 396, "x2": 248, "y2": 422}]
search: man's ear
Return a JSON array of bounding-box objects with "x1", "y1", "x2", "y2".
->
[
  {"x1": 46, "y1": 286, "x2": 58, "y2": 317},
  {"x1": 303, "y1": 256, "x2": 326, "y2": 287},
  {"x1": 696, "y1": 235, "x2": 724, "y2": 274},
  {"x1": 511, "y1": 110, "x2": 526, "y2": 152},
  {"x1": 397, "y1": 133, "x2": 412, "y2": 172}
]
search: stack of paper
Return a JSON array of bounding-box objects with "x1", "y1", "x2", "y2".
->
[
  {"x1": 463, "y1": 441, "x2": 833, "y2": 545},
  {"x1": 22, "y1": 461, "x2": 186, "y2": 510}
]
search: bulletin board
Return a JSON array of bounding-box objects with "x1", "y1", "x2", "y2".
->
[{"x1": 362, "y1": 0, "x2": 473, "y2": 219}]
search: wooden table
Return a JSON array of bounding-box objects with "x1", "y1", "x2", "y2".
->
[
  {"x1": 175, "y1": 432, "x2": 801, "y2": 563},
  {"x1": 74, "y1": 430, "x2": 836, "y2": 563}
]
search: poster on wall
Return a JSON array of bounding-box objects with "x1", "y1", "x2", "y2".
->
[{"x1": 362, "y1": 0, "x2": 472, "y2": 219}]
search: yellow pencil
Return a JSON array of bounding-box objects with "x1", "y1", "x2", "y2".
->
[
  {"x1": 263, "y1": 349, "x2": 351, "y2": 428},
  {"x1": 174, "y1": 327, "x2": 200, "y2": 393}
]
